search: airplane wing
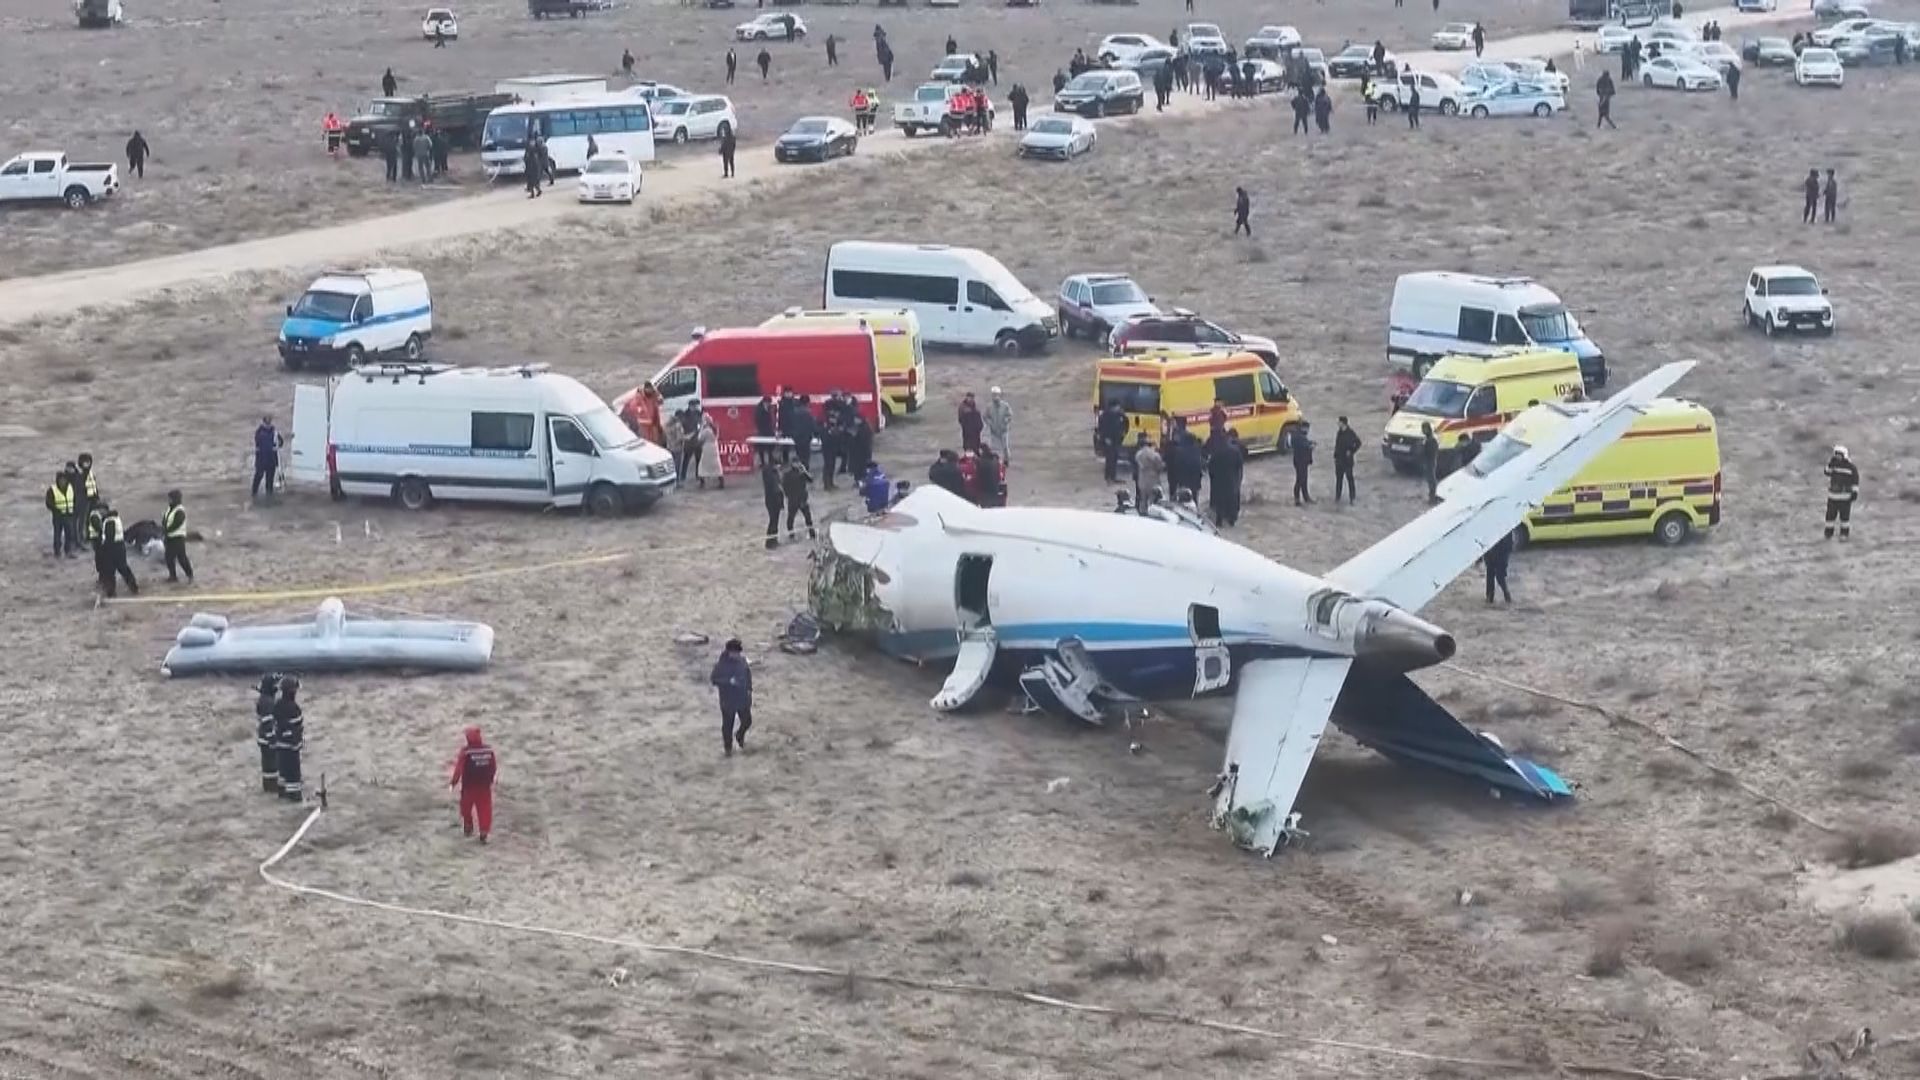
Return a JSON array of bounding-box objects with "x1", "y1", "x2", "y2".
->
[
  {"x1": 1214, "y1": 656, "x2": 1352, "y2": 855},
  {"x1": 1324, "y1": 361, "x2": 1693, "y2": 614}
]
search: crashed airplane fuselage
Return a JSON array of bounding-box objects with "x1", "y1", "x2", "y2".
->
[{"x1": 812, "y1": 362, "x2": 1693, "y2": 854}]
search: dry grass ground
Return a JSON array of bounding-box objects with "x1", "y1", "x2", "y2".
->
[
  {"x1": 5, "y1": 9, "x2": 1920, "y2": 1080},
  {"x1": 0, "y1": 0, "x2": 1583, "y2": 278}
]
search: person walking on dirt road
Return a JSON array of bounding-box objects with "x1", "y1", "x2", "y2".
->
[
  {"x1": 757, "y1": 48, "x2": 772, "y2": 81},
  {"x1": 726, "y1": 48, "x2": 738, "y2": 84},
  {"x1": 124, "y1": 131, "x2": 149, "y2": 179},
  {"x1": 720, "y1": 127, "x2": 737, "y2": 178},
  {"x1": 449, "y1": 726, "x2": 497, "y2": 842}
]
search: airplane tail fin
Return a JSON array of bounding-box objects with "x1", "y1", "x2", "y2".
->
[{"x1": 1333, "y1": 673, "x2": 1572, "y2": 802}]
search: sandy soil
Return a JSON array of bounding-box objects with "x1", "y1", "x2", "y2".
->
[
  {"x1": 5, "y1": 0, "x2": 1590, "y2": 281},
  {"x1": 5, "y1": 4, "x2": 1920, "y2": 1080}
]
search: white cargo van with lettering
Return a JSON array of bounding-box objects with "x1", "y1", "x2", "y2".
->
[
  {"x1": 289, "y1": 362, "x2": 677, "y2": 516},
  {"x1": 823, "y1": 241, "x2": 1057, "y2": 355},
  {"x1": 1388, "y1": 271, "x2": 1609, "y2": 392}
]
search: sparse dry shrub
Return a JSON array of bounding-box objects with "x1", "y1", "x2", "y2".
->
[
  {"x1": 1087, "y1": 947, "x2": 1167, "y2": 980},
  {"x1": 1652, "y1": 932, "x2": 1722, "y2": 979},
  {"x1": 1651, "y1": 579, "x2": 1680, "y2": 602},
  {"x1": 1841, "y1": 913, "x2": 1915, "y2": 960},
  {"x1": 946, "y1": 869, "x2": 988, "y2": 888},
  {"x1": 1619, "y1": 863, "x2": 1662, "y2": 906},
  {"x1": 1838, "y1": 756, "x2": 1893, "y2": 782},
  {"x1": 1553, "y1": 872, "x2": 1618, "y2": 920},
  {"x1": 1827, "y1": 823, "x2": 1920, "y2": 869},
  {"x1": 1356, "y1": 191, "x2": 1387, "y2": 209},
  {"x1": 1586, "y1": 919, "x2": 1633, "y2": 977}
]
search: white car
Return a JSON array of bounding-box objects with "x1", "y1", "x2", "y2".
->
[
  {"x1": 1744, "y1": 265, "x2": 1833, "y2": 336},
  {"x1": 1017, "y1": 115, "x2": 1096, "y2": 160},
  {"x1": 0, "y1": 151, "x2": 119, "y2": 208},
  {"x1": 1813, "y1": 0, "x2": 1873, "y2": 16},
  {"x1": 1095, "y1": 33, "x2": 1166, "y2": 64},
  {"x1": 1641, "y1": 55, "x2": 1723, "y2": 90},
  {"x1": 1735, "y1": 0, "x2": 1776, "y2": 11},
  {"x1": 1694, "y1": 41, "x2": 1742, "y2": 72},
  {"x1": 1595, "y1": 25, "x2": 1635, "y2": 54},
  {"x1": 1245, "y1": 24, "x2": 1302, "y2": 54},
  {"x1": 734, "y1": 12, "x2": 805, "y2": 40},
  {"x1": 1368, "y1": 69, "x2": 1467, "y2": 114},
  {"x1": 1431, "y1": 22, "x2": 1475, "y2": 50},
  {"x1": 1502, "y1": 58, "x2": 1570, "y2": 93},
  {"x1": 576, "y1": 153, "x2": 640, "y2": 204},
  {"x1": 1460, "y1": 60, "x2": 1518, "y2": 89},
  {"x1": 1811, "y1": 17, "x2": 1878, "y2": 46},
  {"x1": 1183, "y1": 22, "x2": 1229, "y2": 56},
  {"x1": 421, "y1": 7, "x2": 457, "y2": 39},
  {"x1": 620, "y1": 81, "x2": 691, "y2": 104},
  {"x1": 1795, "y1": 47, "x2": 1845, "y2": 85},
  {"x1": 930, "y1": 53, "x2": 981, "y2": 82},
  {"x1": 928, "y1": 0, "x2": 959, "y2": 8},
  {"x1": 1463, "y1": 81, "x2": 1565, "y2": 117},
  {"x1": 651, "y1": 94, "x2": 736, "y2": 143}
]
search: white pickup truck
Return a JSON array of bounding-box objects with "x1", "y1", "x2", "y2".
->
[
  {"x1": 0, "y1": 152, "x2": 120, "y2": 208},
  {"x1": 893, "y1": 83, "x2": 994, "y2": 137}
]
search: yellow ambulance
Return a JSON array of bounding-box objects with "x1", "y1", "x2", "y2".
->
[
  {"x1": 1094, "y1": 348, "x2": 1305, "y2": 452},
  {"x1": 1450, "y1": 398, "x2": 1722, "y2": 546},
  {"x1": 1382, "y1": 347, "x2": 1584, "y2": 475},
  {"x1": 760, "y1": 307, "x2": 928, "y2": 417}
]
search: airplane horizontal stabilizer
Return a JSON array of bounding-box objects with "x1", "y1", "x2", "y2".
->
[
  {"x1": 1334, "y1": 673, "x2": 1573, "y2": 802},
  {"x1": 1215, "y1": 656, "x2": 1352, "y2": 855}
]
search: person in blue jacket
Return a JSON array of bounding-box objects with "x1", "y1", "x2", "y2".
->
[
  {"x1": 859, "y1": 463, "x2": 891, "y2": 514},
  {"x1": 709, "y1": 639, "x2": 754, "y2": 757}
]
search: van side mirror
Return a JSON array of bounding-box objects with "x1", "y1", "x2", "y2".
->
[
  {"x1": 1822, "y1": 287, "x2": 1830, "y2": 295},
  {"x1": 286, "y1": 304, "x2": 293, "y2": 317}
]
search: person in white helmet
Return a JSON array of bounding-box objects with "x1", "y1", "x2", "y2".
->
[
  {"x1": 1823, "y1": 445, "x2": 1859, "y2": 540},
  {"x1": 984, "y1": 386, "x2": 1013, "y2": 463}
]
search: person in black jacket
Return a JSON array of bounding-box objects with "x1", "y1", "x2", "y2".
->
[
  {"x1": 1169, "y1": 428, "x2": 1206, "y2": 503},
  {"x1": 753, "y1": 395, "x2": 778, "y2": 463},
  {"x1": 1008, "y1": 83, "x2": 1029, "y2": 130},
  {"x1": 1207, "y1": 431, "x2": 1245, "y2": 526},
  {"x1": 522, "y1": 141, "x2": 543, "y2": 197},
  {"x1": 781, "y1": 461, "x2": 816, "y2": 540},
  {"x1": 784, "y1": 398, "x2": 815, "y2": 476},
  {"x1": 761, "y1": 461, "x2": 784, "y2": 549},
  {"x1": 1332, "y1": 416, "x2": 1361, "y2": 503},
  {"x1": 1482, "y1": 532, "x2": 1514, "y2": 604},
  {"x1": 929, "y1": 450, "x2": 966, "y2": 497},
  {"x1": 97, "y1": 502, "x2": 139, "y2": 597},
  {"x1": 254, "y1": 675, "x2": 282, "y2": 793},
  {"x1": 273, "y1": 676, "x2": 306, "y2": 802},
  {"x1": 847, "y1": 414, "x2": 874, "y2": 476},
  {"x1": 1824, "y1": 445, "x2": 1859, "y2": 539},
  {"x1": 382, "y1": 67, "x2": 398, "y2": 97},
  {"x1": 1289, "y1": 421, "x2": 1315, "y2": 505},
  {"x1": 1095, "y1": 401, "x2": 1129, "y2": 481},
  {"x1": 125, "y1": 131, "x2": 149, "y2": 178}
]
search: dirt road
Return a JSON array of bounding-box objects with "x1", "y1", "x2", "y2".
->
[{"x1": 0, "y1": 5, "x2": 1794, "y2": 328}]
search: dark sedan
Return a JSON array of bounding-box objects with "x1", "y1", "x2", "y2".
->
[{"x1": 774, "y1": 116, "x2": 858, "y2": 163}]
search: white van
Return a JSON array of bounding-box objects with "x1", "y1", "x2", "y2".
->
[
  {"x1": 823, "y1": 241, "x2": 1058, "y2": 355},
  {"x1": 288, "y1": 362, "x2": 677, "y2": 515},
  {"x1": 277, "y1": 268, "x2": 433, "y2": 370},
  {"x1": 1388, "y1": 271, "x2": 1608, "y2": 390}
]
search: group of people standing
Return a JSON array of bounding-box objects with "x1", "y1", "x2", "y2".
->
[{"x1": 43, "y1": 453, "x2": 195, "y2": 596}]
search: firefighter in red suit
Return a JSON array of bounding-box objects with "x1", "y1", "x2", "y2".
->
[{"x1": 449, "y1": 726, "x2": 497, "y2": 842}]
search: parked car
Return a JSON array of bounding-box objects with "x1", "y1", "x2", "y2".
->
[
  {"x1": 1292, "y1": 48, "x2": 1331, "y2": 86},
  {"x1": 893, "y1": 83, "x2": 992, "y2": 136},
  {"x1": 1368, "y1": 70, "x2": 1466, "y2": 114},
  {"x1": 1810, "y1": 17, "x2": 1879, "y2": 46},
  {"x1": 1694, "y1": 41, "x2": 1743, "y2": 72},
  {"x1": 620, "y1": 81, "x2": 691, "y2": 104},
  {"x1": 1596, "y1": 25, "x2": 1635, "y2": 53},
  {"x1": 577, "y1": 153, "x2": 641, "y2": 204},
  {"x1": 1502, "y1": 58, "x2": 1570, "y2": 92},
  {"x1": 1463, "y1": 81, "x2": 1564, "y2": 117},
  {"x1": 1054, "y1": 69, "x2": 1144, "y2": 116},
  {"x1": 1812, "y1": 0, "x2": 1874, "y2": 19},
  {"x1": 1795, "y1": 46, "x2": 1846, "y2": 84},
  {"x1": 1832, "y1": 28, "x2": 1901, "y2": 64},
  {"x1": 931, "y1": 52, "x2": 982, "y2": 81},
  {"x1": 652, "y1": 95, "x2": 736, "y2": 143},
  {"x1": 1182, "y1": 22, "x2": 1230, "y2": 56},
  {"x1": 1095, "y1": 33, "x2": 1166, "y2": 64},
  {"x1": 1641, "y1": 55, "x2": 1723, "y2": 90},
  {"x1": 1018, "y1": 115, "x2": 1096, "y2": 159},
  {"x1": 1742, "y1": 36, "x2": 1797, "y2": 65},
  {"x1": 735, "y1": 12, "x2": 805, "y2": 40},
  {"x1": 0, "y1": 151, "x2": 118, "y2": 209},
  {"x1": 1115, "y1": 46, "x2": 1178, "y2": 78},
  {"x1": 1744, "y1": 265, "x2": 1833, "y2": 336},
  {"x1": 1244, "y1": 24, "x2": 1302, "y2": 59},
  {"x1": 1460, "y1": 60, "x2": 1518, "y2": 89},
  {"x1": 1234, "y1": 58, "x2": 1287, "y2": 94},
  {"x1": 421, "y1": 7, "x2": 458, "y2": 38},
  {"x1": 1058, "y1": 273, "x2": 1158, "y2": 340},
  {"x1": 1108, "y1": 310, "x2": 1280, "y2": 369},
  {"x1": 1430, "y1": 22, "x2": 1475, "y2": 50},
  {"x1": 774, "y1": 116, "x2": 858, "y2": 162},
  {"x1": 1735, "y1": 0, "x2": 1776, "y2": 10},
  {"x1": 1328, "y1": 43, "x2": 1393, "y2": 77}
]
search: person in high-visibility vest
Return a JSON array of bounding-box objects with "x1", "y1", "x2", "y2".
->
[
  {"x1": 97, "y1": 501, "x2": 139, "y2": 598},
  {"x1": 162, "y1": 489, "x2": 195, "y2": 584},
  {"x1": 74, "y1": 452, "x2": 98, "y2": 547},
  {"x1": 323, "y1": 111, "x2": 346, "y2": 157},
  {"x1": 45, "y1": 470, "x2": 76, "y2": 558}
]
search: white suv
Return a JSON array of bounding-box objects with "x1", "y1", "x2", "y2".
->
[
  {"x1": 652, "y1": 95, "x2": 736, "y2": 143},
  {"x1": 1744, "y1": 265, "x2": 1834, "y2": 336},
  {"x1": 1095, "y1": 33, "x2": 1166, "y2": 64}
]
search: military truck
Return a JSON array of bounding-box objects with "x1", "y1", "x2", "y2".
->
[{"x1": 343, "y1": 93, "x2": 515, "y2": 157}]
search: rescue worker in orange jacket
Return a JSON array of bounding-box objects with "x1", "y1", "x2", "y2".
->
[
  {"x1": 620, "y1": 381, "x2": 665, "y2": 444},
  {"x1": 850, "y1": 88, "x2": 873, "y2": 134},
  {"x1": 449, "y1": 725, "x2": 498, "y2": 842},
  {"x1": 322, "y1": 111, "x2": 346, "y2": 157}
]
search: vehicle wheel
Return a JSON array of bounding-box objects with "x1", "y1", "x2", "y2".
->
[
  {"x1": 1439, "y1": 99, "x2": 1458, "y2": 116},
  {"x1": 344, "y1": 343, "x2": 366, "y2": 367},
  {"x1": 1643, "y1": 74, "x2": 1654, "y2": 86},
  {"x1": 1388, "y1": 457, "x2": 1419, "y2": 476},
  {"x1": 881, "y1": 399, "x2": 896, "y2": 423},
  {"x1": 282, "y1": 353, "x2": 306, "y2": 372},
  {"x1": 1380, "y1": 97, "x2": 1399, "y2": 112},
  {"x1": 994, "y1": 330, "x2": 1022, "y2": 355},
  {"x1": 1092, "y1": 99, "x2": 1105, "y2": 118},
  {"x1": 403, "y1": 333, "x2": 424, "y2": 361},
  {"x1": 1654, "y1": 510, "x2": 1691, "y2": 547},
  {"x1": 1743, "y1": 302, "x2": 1756, "y2": 328},
  {"x1": 674, "y1": 128, "x2": 689, "y2": 144},
  {"x1": 716, "y1": 121, "x2": 732, "y2": 140},
  {"x1": 902, "y1": 124, "x2": 916, "y2": 138},
  {"x1": 940, "y1": 117, "x2": 956, "y2": 137},
  {"x1": 1092, "y1": 320, "x2": 1110, "y2": 342},
  {"x1": 395, "y1": 477, "x2": 433, "y2": 511},
  {"x1": 586, "y1": 483, "x2": 623, "y2": 517},
  {"x1": 1471, "y1": 105, "x2": 1490, "y2": 117},
  {"x1": 845, "y1": 137, "x2": 858, "y2": 156},
  {"x1": 754, "y1": 30, "x2": 766, "y2": 39},
  {"x1": 1277, "y1": 422, "x2": 1300, "y2": 455},
  {"x1": 347, "y1": 145, "x2": 369, "y2": 158},
  {"x1": 1533, "y1": 102, "x2": 1552, "y2": 117},
  {"x1": 1764, "y1": 311, "x2": 1779, "y2": 337},
  {"x1": 63, "y1": 186, "x2": 91, "y2": 209},
  {"x1": 1059, "y1": 310, "x2": 1075, "y2": 339}
]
